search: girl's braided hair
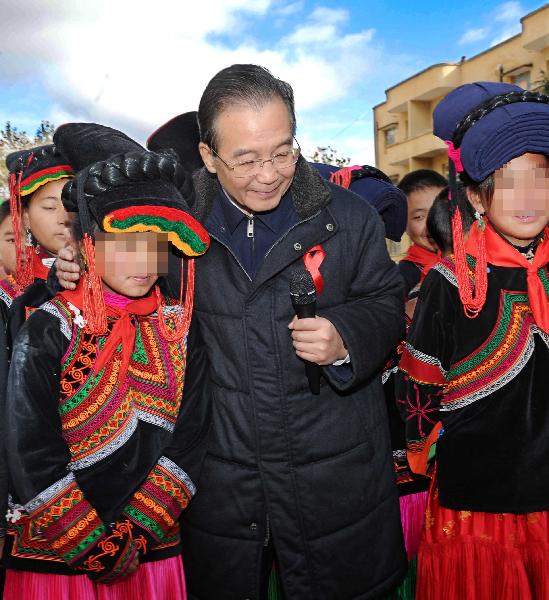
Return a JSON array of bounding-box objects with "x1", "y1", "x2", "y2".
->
[
  {"x1": 453, "y1": 89, "x2": 549, "y2": 149},
  {"x1": 452, "y1": 90, "x2": 549, "y2": 187},
  {"x1": 62, "y1": 149, "x2": 192, "y2": 212}
]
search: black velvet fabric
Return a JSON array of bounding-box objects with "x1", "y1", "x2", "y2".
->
[
  {"x1": 4, "y1": 305, "x2": 211, "y2": 575},
  {"x1": 147, "y1": 112, "x2": 203, "y2": 173},
  {"x1": 396, "y1": 262, "x2": 549, "y2": 513},
  {"x1": 6, "y1": 145, "x2": 71, "y2": 182},
  {"x1": 53, "y1": 123, "x2": 144, "y2": 172}
]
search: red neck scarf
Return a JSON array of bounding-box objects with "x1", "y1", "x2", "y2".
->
[
  {"x1": 32, "y1": 250, "x2": 54, "y2": 281},
  {"x1": 401, "y1": 243, "x2": 441, "y2": 279},
  {"x1": 465, "y1": 222, "x2": 549, "y2": 333},
  {"x1": 61, "y1": 284, "x2": 161, "y2": 384}
]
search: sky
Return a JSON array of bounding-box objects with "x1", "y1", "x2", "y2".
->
[{"x1": 0, "y1": 0, "x2": 545, "y2": 165}]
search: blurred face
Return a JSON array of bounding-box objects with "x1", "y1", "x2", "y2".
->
[
  {"x1": 94, "y1": 232, "x2": 169, "y2": 297},
  {"x1": 199, "y1": 98, "x2": 296, "y2": 212},
  {"x1": 487, "y1": 153, "x2": 549, "y2": 246},
  {"x1": 0, "y1": 216, "x2": 16, "y2": 276},
  {"x1": 24, "y1": 179, "x2": 71, "y2": 255},
  {"x1": 406, "y1": 186, "x2": 443, "y2": 252}
]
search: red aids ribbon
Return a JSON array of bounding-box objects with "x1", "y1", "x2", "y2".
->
[{"x1": 303, "y1": 244, "x2": 326, "y2": 295}]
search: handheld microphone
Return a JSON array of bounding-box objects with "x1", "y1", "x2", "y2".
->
[{"x1": 290, "y1": 269, "x2": 321, "y2": 395}]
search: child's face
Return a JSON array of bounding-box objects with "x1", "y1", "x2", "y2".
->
[
  {"x1": 0, "y1": 216, "x2": 16, "y2": 276},
  {"x1": 485, "y1": 152, "x2": 549, "y2": 246},
  {"x1": 95, "y1": 232, "x2": 169, "y2": 298},
  {"x1": 24, "y1": 179, "x2": 71, "y2": 255},
  {"x1": 406, "y1": 187, "x2": 443, "y2": 252}
]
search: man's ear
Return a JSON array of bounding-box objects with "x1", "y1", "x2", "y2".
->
[
  {"x1": 465, "y1": 187, "x2": 485, "y2": 214},
  {"x1": 199, "y1": 143, "x2": 217, "y2": 174}
]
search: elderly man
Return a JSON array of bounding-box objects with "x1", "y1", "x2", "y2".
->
[{"x1": 58, "y1": 64, "x2": 406, "y2": 600}]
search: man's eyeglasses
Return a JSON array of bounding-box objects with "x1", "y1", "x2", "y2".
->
[{"x1": 211, "y1": 139, "x2": 301, "y2": 178}]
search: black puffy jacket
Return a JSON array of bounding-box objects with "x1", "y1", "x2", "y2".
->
[{"x1": 179, "y1": 159, "x2": 407, "y2": 599}]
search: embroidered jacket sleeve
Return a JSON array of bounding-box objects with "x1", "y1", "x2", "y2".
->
[
  {"x1": 395, "y1": 268, "x2": 457, "y2": 475},
  {"x1": 6, "y1": 309, "x2": 140, "y2": 582},
  {"x1": 121, "y1": 318, "x2": 212, "y2": 549},
  {"x1": 319, "y1": 209, "x2": 405, "y2": 391}
]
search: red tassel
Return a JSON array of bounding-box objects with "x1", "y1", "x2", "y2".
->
[
  {"x1": 452, "y1": 211, "x2": 488, "y2": 318},
  {"x1": 156, "y1": 258, "x2": 195, "y2": 342},
  {"x1": 82, "y1": 234, "x2": 107, "y2": 335},
  {"x1": 330, "y1": 168, "x2": 352, "y2": 189},
  {"x1": 9, "y1": 172, "x2": 34, "y2": 293}
]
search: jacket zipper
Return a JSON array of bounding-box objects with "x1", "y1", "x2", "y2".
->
[
  {"x1": 209, "y1": 208, "x2": 325, "y2": 282},
  {"x1": 209, "y1": 232, "x2": 253, "y2": 282}
]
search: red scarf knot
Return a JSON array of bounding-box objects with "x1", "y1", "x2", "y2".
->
[{"x1": 464, "y1": 223, "x2": 549, "y2": 333}]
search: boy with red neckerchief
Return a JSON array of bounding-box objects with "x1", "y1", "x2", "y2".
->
[{"x1": 398, "y1": 170, "x2": 447, "y2": 296}]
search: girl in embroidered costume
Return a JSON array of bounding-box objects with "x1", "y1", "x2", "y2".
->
[
  {"x1": 396, "y1": 82, "x2": 549, "y2": 599},
  {"x1": 3, "y1": 124, "x2": 210, "y2": 599},
  {"x1": 0, "y1": 147, "x2": 74, "y2": 567},
  {"x1": 0, "y1": 201, "x2": 16, "y2": 279}
]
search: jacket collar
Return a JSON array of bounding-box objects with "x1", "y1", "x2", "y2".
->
[{"x1": 191, "y1": 156, "x2": 332, "y2": 223}]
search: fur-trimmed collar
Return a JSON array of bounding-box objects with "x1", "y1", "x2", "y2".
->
[{"x1": 191, "y1": 156, "x2": 332, "y2": 223}]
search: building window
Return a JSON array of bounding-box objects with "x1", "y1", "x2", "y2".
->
[
  {"x1": 512, "y1": 71, "x2": 531, "y2": 90},
  {"x1": 385, "y1": 127, "x2": 397, "y2": 146}
]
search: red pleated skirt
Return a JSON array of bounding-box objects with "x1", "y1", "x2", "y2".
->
[
  {"x1": 4, "y1": 555, "x2": 186, "y2": 600},
  {"x1": 417, "y1": 482, "x2": 549, "y2": 600}
]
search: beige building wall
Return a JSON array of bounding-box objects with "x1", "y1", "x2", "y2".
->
[{"x1": 373, "y1": 4, "x2": 549, "y2": 259}]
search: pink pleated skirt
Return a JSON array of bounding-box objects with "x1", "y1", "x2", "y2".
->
[{"x1": 4, "y1": 556, "x2": 186, "y2": 600}]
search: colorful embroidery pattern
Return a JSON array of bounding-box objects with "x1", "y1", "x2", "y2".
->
[
  {"x1": 80, "y1": 520, "x2": 145, "y2": 582},
  {"x1": 443, "y1": 291, "x2": 535, "y2": 410},
  {"x1": 9, "y1": 294, "x2": 188, "y2": 565},
  {"x1": 0, "y1": 275, "x2": 18, "y2": 309},
  {"x1": 48, "y1": 296, "x2": 186, "y2": 471},
  {"x1": 123, "y1": 456, "x2": 194, "y2": 545},
  {"x1": 25, "y1": 474, "x2": 106, "y2": 566},
  {"x1": 399, "y1": 343, "x2": 447, "y2": 386}
]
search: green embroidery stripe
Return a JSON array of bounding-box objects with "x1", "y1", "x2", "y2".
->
[
  {"x1": 448, "y1": 291, "x2": 529, "y2": 379},
  {"x1": 62, "y1": 375, "x2": 119, "y2": 430},
  {"x1": 62, "y1": 326, "x2": 82, "y2": 371},
  {"x1": 132, "y1": 328, "x2": 149, "y2": 365},
  {"x1": 539, "y1": 267, "x2": 549, "y2": 297},
  {"x1": 125, "y1": 504, "x2": 165, "y2": 540},
  {"x1": 63, "y1": 524, "x2": 106, "y2": 563},
  {"x1": 110, "y1": 215, "x2": 208, "y2": 253},
  {"x1": 466, "y1": 254, "x2": 476, "y2": 270},
  {"x1": 59, "y1": 375, "x2": 94, "y2": 416},
  {"x1": 20, "y1": 170, "x2": 72, "y2": 193}
]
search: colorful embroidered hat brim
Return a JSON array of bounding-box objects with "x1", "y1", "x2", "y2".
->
[
  {"x1": 103, "y1": 205, "x2": 210, "y2": 256},
  {"x1": 20, "y1": 164, "x2": 74, "y2": 196}
]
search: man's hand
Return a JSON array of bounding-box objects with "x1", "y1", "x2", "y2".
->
[
  {"x1": 56, "y1": 244, "x2": 81, "y2": 290},
  {"x1": 288, "y1": 316, "x2": 348, "y2": 365}
]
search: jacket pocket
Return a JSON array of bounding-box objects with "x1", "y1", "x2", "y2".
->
[{"x1": 294, "y1": 439, "x2": 378, "y2": 540}]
